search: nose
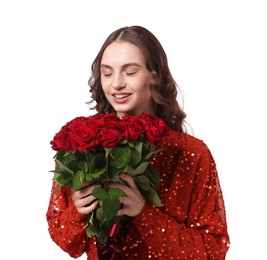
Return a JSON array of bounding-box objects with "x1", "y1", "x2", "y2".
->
[{"x1": 112, "y1": 74, "x2": 126, "y2": 89}]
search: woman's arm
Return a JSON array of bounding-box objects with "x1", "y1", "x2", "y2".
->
[
  {"x1": 131, "y1": 147, "x2": 230, "y2": 259},
  {"x1": 46, "y1": 182, "x2": 89, "y2": 258}
]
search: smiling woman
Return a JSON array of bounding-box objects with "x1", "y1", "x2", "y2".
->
[
  {"x1": 100, "y1": 41, "x2": 155, "y2": 118},
  {"x1": 46, "y1": 25, "x2": 230, "y2": 260}
]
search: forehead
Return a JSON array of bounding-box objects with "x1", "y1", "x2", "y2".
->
[{"x1": 101, "y1": 41, "x2": 145, "y2": 66}]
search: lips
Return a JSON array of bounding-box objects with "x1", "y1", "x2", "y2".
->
[
  {"x1": 112, "y1": 93, "x2": 132, "y2": 103},
  {"x1": 113, "y1": 94, "x2": 131, "y2": 99}
]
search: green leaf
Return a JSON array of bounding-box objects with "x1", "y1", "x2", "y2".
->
[
  {"x1": 92, "y1": 188, "x2": 124, "y2": 223},
  {"x1": 86, "y1": 167, "x2": 106, "y2": 181},
  {"x1": 73, "y1": 170, "x2": 85, "y2": 191},
  {"x1": 119, "y1": 139, "x2": 128, "y2": 145},
  {"x1": 109, "y1": 174, "x2": 120, "y2": 183},
  {"x1": 86, "y1": 224, "x2": 99, "y2": 238},
  {"x1": 108, "y1": 166, "x2": 121, "y2": 179},
  {"x1": 55, "y1": 159, "x2": 74, "y2": 175},
  {"x1": 92, "y1": 187, "x2": 109, "y2": 200},
  {"x1": 96, "y1": 206, "x2": 105, "y2": 221},
  {"x1": 88, "y1": 153, "x2": 107, "y2": 179},
  {"x1": 129, "y1": 142, "x2": 143, "y2": 165},
  {"x1": 58, "y1": 152, "x2": 77, "y2": 170},
  {"x1": 127, "y1": 141, "x2": 135, "y2": 147},
  {"x1": 53, "y1": 171, "x2": 73, "y2": 186},
  {"x1": 88, "y1": 211, "x2": 95, "y2": 225},
  {"x1": 77, "y1": 160, "x2": 88, "y2": 173},
  {"x1": 134, "y1": 175, "x2": 150, "y2": 191},
  {"x1": 144, "y1": 147, "x2": 165, "y2": 161},
  {"x1": 53, "y1": 150, "x2": 67, "y2": 160},
  {"x1": 146, "y1": 167, "x2": 161, "y2": 188},
  {"x1": 102, "y1": 188, "x2": 125, "y2": 221},
  {"x1": 142, "y1": 187, "x2": 162, "y2": 207},
  {"x1": 126, "y1": 161, "x2": 150, "y2": 176},
  {"x1": 108, "y1": 188, "x2": 125, "y2": 198},
  {"x1": 54, "y1": 175, "x2": 72, "y2": 186},
  {"x1": 110, "y1": 147, "x2": 130, "y2": 169},
  {"x1": 141, "y1": 140, "x2": 150, "y2": 154},
  {"x1": 102, "y1": 197, "x2": 121, "y2": 222},
  {"x1": 68, "y1": 160, "x2": 79, "y2": 173},
  {"x1": 90, "y1": 153, "x2": 106, "y2": 171}
]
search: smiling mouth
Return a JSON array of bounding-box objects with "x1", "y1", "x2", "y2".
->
[{"x1": 112, "y1": 94, "x2": 132, "y2": 99}]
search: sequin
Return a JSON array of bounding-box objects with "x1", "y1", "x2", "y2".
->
[{"x1": 46, "y1": 130, "x2": 230, "y2": 259}]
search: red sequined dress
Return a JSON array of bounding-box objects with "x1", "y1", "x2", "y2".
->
[{"x1": 46, "y1": 130, "x2": 230, "y2": 259}]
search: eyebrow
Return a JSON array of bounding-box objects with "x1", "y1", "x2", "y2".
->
[{"x1": 100, "y1": 62, "x2": 142, "y2": 69}]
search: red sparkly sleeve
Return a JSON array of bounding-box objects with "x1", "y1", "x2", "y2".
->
[
  {"x1": 46, "y1": 181, "x2": 90, "y2": 258},
  {"x1": 132, "y1": 143, "x2": 230, "y2": 259}
]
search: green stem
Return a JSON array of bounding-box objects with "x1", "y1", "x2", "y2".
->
[
  {"x1": 84, "y1": 150, "x2": 90, "y2": 167},
  {"x1": 104, "y1": 153, "x2": 109, "y2": 191}
]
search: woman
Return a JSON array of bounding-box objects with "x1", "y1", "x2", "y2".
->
[{"x1": 46, "y1": 25, "x2": 230, "y2": 259}]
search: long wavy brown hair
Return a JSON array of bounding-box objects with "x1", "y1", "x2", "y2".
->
[{"x1": 88, "y1": 25, "x2": 187, "y2": 132}]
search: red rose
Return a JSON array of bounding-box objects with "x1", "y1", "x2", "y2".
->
[
  {"x1": 51, "y1": 113, "x2": 169, "y2": 151},
  {"x1": 138, "y1": 114, "x2": 169, "y2": 144},
  {"x1": 69, "y1": 125, "x2": 99, "y2": 151},
  {"x1": 120, "y1": 115, "x2": 144, "y2": 141},
  {"x1": 50, "y1": 125, "x2": 72, "y2": 150},
  {"x1": 68, "y1": 116, "x2": 87, "y2": 125},
  {"x1": 99, "y1": 128, "x2": 123, "y2": 148},
  {"x1": 87, "y1": 114, "x2": 120, "y2": 130},
  {"x1": 50, "y1": 117, "x2": 87, "y2": 150},
  {"x1": 51, "y1": 116, "x2": 99, "y2": 151}
]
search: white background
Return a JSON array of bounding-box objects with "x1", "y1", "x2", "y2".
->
[{"x1": 1, "y1": 1, "x2": 266, "y2": 259}]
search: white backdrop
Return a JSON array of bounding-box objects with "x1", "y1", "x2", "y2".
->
[{"x1": 1, "y1": 1, "x2": 266, "y2": 259}]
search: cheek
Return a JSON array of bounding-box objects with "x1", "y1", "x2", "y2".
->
[
  {"x1": 101, "y1": 81, "x2": 109, "y2": 94},
  {"x1": 100, "y1": 76, "x2": 110, "y2": 90},
  {"x1": 139, "y1": 83, "x2": 152, "y2": 96},
  {"x1": 136, "y1": 88, "x2": 152, "y2": 104}
]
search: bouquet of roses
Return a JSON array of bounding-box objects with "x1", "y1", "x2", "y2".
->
[{"x1": 50, "y1": 113, "x2": 169, "y2": 244}]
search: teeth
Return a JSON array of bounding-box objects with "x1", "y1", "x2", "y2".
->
[{"x1": 114, "y1": 94, "x2": 130, "y2": 99}]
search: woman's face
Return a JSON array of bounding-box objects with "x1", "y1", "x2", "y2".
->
[{"x1": 100, "y1": 41, "x2": 156, "y2": 117}]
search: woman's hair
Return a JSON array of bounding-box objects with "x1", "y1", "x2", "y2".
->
[{"x1": 88, "y1": 25, "x2": 187, "y2": 132}]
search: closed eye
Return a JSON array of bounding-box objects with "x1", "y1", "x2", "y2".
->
[
  {"x1": 126, "y1": 72, "x2": 136, "y2": 76},
  {"x1": 103, "y1": 73, "x2": 112, "y2": 77},
  {"x1": 101, "y1": 69, "x2": 113, "y2": 77}
]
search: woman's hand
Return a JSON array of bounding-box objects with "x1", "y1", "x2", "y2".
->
[
  {"x1": 71, "y1": 182, "x2": 100, "y2": 215},
  {"x1": 109, "y1": 173, "x2": 145, "y2": 217}
]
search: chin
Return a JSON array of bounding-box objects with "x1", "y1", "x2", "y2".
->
[{"x1": 116, "y1": 110, "x2": 137, "y2": 117}]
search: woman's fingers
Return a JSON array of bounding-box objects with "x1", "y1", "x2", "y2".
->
[
  {"x1": 76, "y1": 200, "x2": 99, "y2": 215},
  {"x1": 72, "y1": 183, "x2": 100, "y2": 199},
  {"x1": 71, "y1": 174, "x2": 145, "y2": 216},
  {"x1": 71, "y1": 183, "x2": 101, "y2": 215},
  {"x1": 108, "y1": 173, "x2": 145, "y2": 217},
  {"x1": 119, "y1": 173, "x2": 136, "y2": 188}
]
